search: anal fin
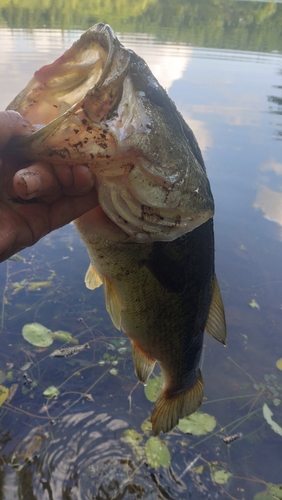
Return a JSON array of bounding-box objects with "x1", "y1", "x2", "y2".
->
[
  {"x1": 104, "y1": 277, "x2": 122, "y2": 330},
  {"x1": 85, "y1": 263, "x2": 103, "y2": 290},
  {"x1": 205, "y1": 276, "x2": 227, "y2": 346},
  {"x1": 151, "y1": 370, "x2": 204, "y2": 436},
  {"x1": 132, "y1": 342, "x2": 155, "y2": 385}
]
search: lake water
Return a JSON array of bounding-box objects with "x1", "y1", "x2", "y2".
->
[{"x1": 0, "y1": 1, "x2": 282, "y2": 499}]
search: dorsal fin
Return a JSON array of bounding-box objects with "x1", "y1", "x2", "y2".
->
[
  {"x1": 104, "y1": 277, "x2": 122, "y2": 330},
  {"x1": 205, "y1": 276, "x2": 227, "y2": 345},
  {"x1": 85, "y1": 263, "x2": 103, "y2": 290}
]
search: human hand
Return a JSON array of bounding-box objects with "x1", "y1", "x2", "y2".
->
[{"x1": 0, "y1": 110, "x2": 98, "y2": 262}]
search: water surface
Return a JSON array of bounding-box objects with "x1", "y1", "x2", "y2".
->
[{"x1": 0, "y1": 1, "x2": 282, "y2": 499}]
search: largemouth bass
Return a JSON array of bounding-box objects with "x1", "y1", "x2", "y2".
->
[{"x1": 6, "y1": 24, "x2": 226, "y2": 434}]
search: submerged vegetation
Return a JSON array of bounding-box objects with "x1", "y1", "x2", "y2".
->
[{"x1": 0, "y1": 0, "x2": 282, "y2": 52}]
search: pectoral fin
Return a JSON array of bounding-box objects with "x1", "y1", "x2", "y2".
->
[
  {"x1": 85, "y1": 263, "x2": 103, "y2": 290},
  {"x1": 205, "y1": 276, "x2": 227, "y2": 345},
  {"x1": 132, "y1": 343, "x2": 155, "y2": 384},
  {"x1": 104, "y1": 277, "x2": 122, "y2": 330}
]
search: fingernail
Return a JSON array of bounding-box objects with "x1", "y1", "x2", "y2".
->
[
  {"x1": 21, "y1": 172, "x2": 42, "y2": 196},
  {"x1": 80, "y1": 164, "x2": 95, "y2": 190}
]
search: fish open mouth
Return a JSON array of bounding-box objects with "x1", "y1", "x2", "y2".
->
[{"x1": 7, "y1": 23, "x2": 214, "y2": 242}]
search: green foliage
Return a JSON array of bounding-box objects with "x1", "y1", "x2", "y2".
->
[
  {"x1": 43, "y1": 385, "x2": 60, "y2": 398},
  {"x1": 177, "y1": 411, "x2": 216, "y2": 435},
  {"x1": 249, "y1": 299, "x2": 260, "y2": 310},
  {"x1": 145, "y1": 437, "x2": 171, "y2": 468},
  {"x1": 262, "y1": 403, "x2": 282, "y2": 437},
  {"x1": 276, "y1": 359, "x2": 282, "y2": 371},
  {"x1": 22, "y1": 323, "x2": 78, "y2": 347},
  {"x1": 0, "y1": 385, "x2": 9, "y2": 406},
  {"x1": 122, "y1": 429, "x2": 143, "y2": 446},
  {"x1": 254, "y1": 483, "x2": 282, "y2": 500},
  {"x1": 122, "y1": 420, "x2": 171, "y2": 469},
  {"x1": 211, "y1": 467, "x2": 232, "y2": 485},
  {"x1": 22, "y1": 322, "x2": 54, "y2": 347},
  {"x1": 53, "y1": 330, "x2": 78, "y2": 344},
  {"x1": 121, "y1": 429, "x2": 144, "y2": 460},
  {"x1": 253, "y1": 373, "x2": 282, "y2": 405},
  {"x1": 0, "y1": 0, "x2": 281, "y2": 52},
  {"x1": 141, "y1": 418, "x2": 152, "y2": 436},
  {"x1": 144, "y1": 375, "x2": 163, "y2": 402}
]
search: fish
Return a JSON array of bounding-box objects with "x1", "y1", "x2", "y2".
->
[
  {"x1": 222, "y1": 433, "x2": 243, "y2": 445},
  {"x1": 50, "y1": 343, "x2": 90, "y2": 358},
  {"x1": 6, "y1": 23, "x2": 226, "y2": 435}
]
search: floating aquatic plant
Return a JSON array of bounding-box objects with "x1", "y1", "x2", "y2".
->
[
  {"x1": 262, "y1": 403, "x2": 282, "y2": 437},
  {"x1": 253, "y1": 483, "x2": 282, "y2": 500},
  {"x1": 22, "y1": 322, "x2": 77, "y2": 347},
  {"x1": 145, "y1": 437, "x2": 171, "y2": 468},
  {"x1": 121, "y1": 429, "x2": 143, "y2": 461},
  {"x1": 52, "y1": 330, "x2": 78, "y2": 344},
  {"x1": 144, "y1": 374, "x2": 163, "y2": 402},
  {"x1": 211, "y1": 467, "x2": 232, "y2": 485},
  {"x1": 276, "y1": 359, "x2": 282, "y2": 371},
  {"x1": 121, "y1": 421, "x2": 171, "y2": 469},
  {"x1": 177, "y1": 412, "x2": 216, "y2": 436},
  {"x1": 0, "y1": 385, "x2": 9, "y2": 406},
  {"x1": 43, "y1": 386, "x2": 60, "y2": 398},
  {"x1": 22, "y1": 323, "x2": 53, "y2": 347},
  {"x1": 249, "y1": 299, "x2": 260, "y2": 310}
]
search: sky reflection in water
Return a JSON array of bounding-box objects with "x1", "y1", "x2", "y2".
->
[{"x1": 0, "y1": 5, "x2": 282, "y2": 500}]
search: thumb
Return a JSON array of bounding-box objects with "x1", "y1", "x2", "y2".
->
[{"x1": 0, "y1": 111, "x2": 34, "y2": 150}]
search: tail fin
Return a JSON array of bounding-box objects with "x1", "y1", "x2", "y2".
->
[{"x1": 151, "y1": 371, "x2": 204, "y2": 436}]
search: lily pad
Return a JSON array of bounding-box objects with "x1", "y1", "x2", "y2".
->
[
  {"x1": 144, "y1": 375, "x2": 163, "y2": 402},
  {"x1": 145, "y1": 437, "x2": 171, "y2": 468},
  {"x1": 178, "y1": 412, "x2": 216, "y2": 435},
  {"x1": 276, "y1": 358, "x2": 282, "y2": 371},
  {"x1": 53, "y1": 330, "x2": 78, "y2": 344},
  {"x1": 212, "y1": 468, "x2": 232, "y2": 484},
  {"x1": 121, "y1": 429, "x2": 143, "y2": 460},
  {"x1": 0, "y1": 386, "x2": 9, "y2": 406},
  {"x1": 22, "y1": 323, "x2": 53, "y2": 347},
  {"x1": 141, "y1": 418, "x2": 152, "y2": 436},
  {"x1": 43, "y1": 386, "x2": 60, "y2": 398},
  {"x1": 254, "y1": 483, "x2": 282, "y2": 500},
  {"x1": 121, "y1": 429, "x2": 143, "y2": 446}
]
